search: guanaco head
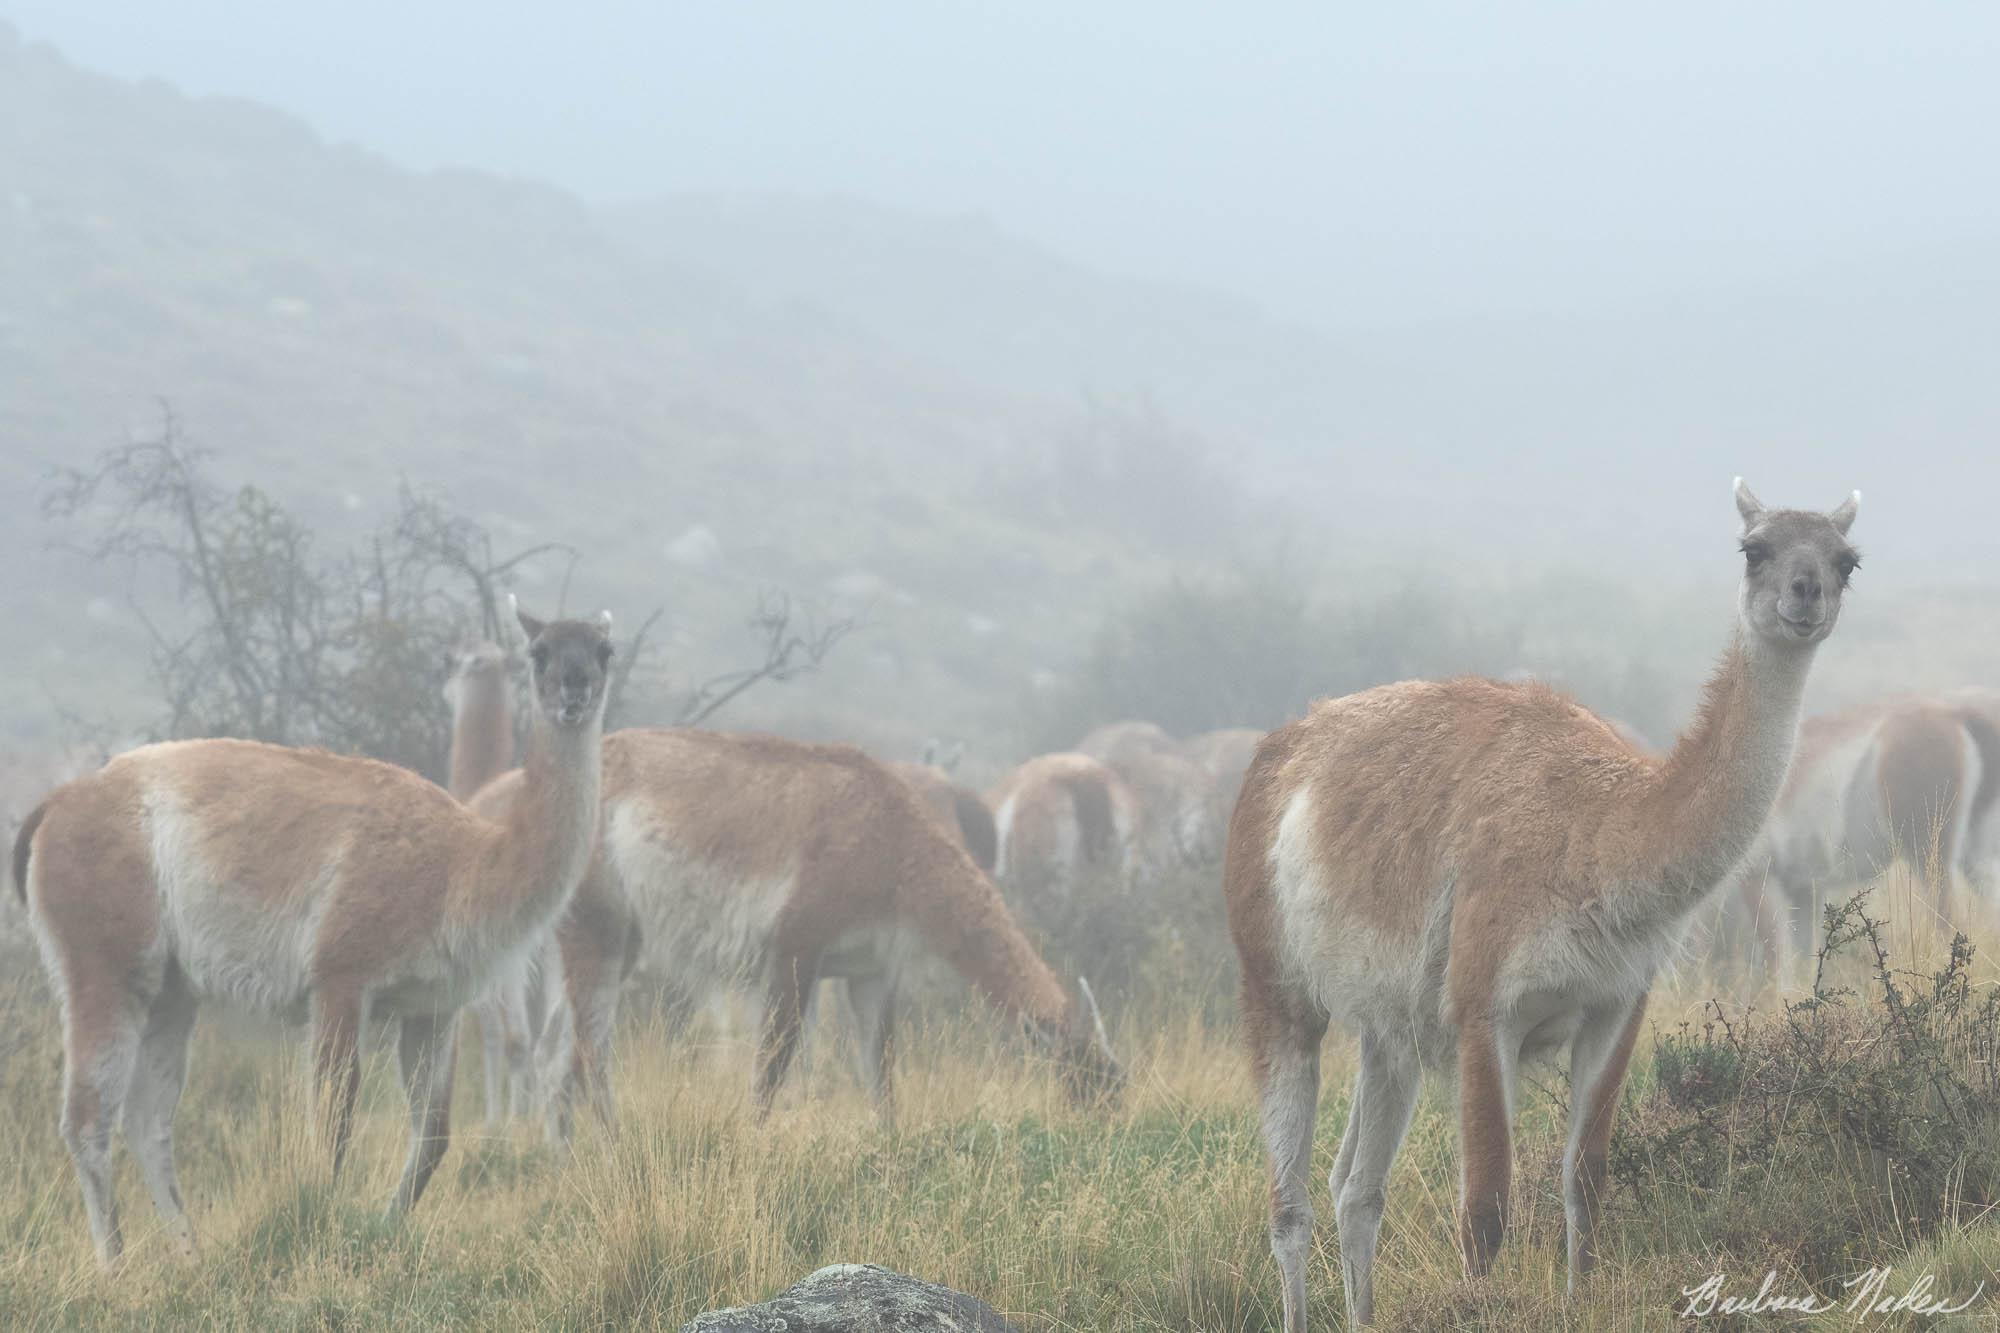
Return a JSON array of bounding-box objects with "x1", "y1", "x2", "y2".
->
[
  {"x1": 441, "y1": 640, "x2": 510, "y2": 707},
  {"x1": 511, "y1": 595, "x2": 615, "y2": 729},
  {"x1": 1056, "y1": 975, "x2": 1125, "y2": 1107},
  {"x1": 1733, "y1": 478, "x2": 1861, "y2": 649}
]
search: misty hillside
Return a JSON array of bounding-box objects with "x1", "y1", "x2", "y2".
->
[
  {"x1": 613, "y1": 199, "x2": 2000, "y2": 576},
  {"x1": 605, "y1": 194, "x2": 1347, "y2": 461},
  {"x1": 5, "y1": 23, "x2": 1995, "y2": 764},
  {"x1": 0, "y1": 25, "x2": 1288, "y2": 755}
]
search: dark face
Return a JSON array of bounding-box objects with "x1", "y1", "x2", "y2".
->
[
  {"x1": 1734, "y1": 482, "x2": 1860, "y2": 647},
  {"x1": 515, "y1": 607, "x2": 613, "y2": 728}
]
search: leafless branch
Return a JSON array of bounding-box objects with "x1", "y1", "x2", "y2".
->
[
  {"x1": 42, "y1": 418, "x2": 848, "y2": 780},
  {"x1": 43, "y1": 420, "x2": 577, "y2": 781},
  {"x1": 676, "y1": 592, "x2": 859, "y2": 727},
  {"x1": 603, "y1": 606, "x2": 665, "y2": 730}
]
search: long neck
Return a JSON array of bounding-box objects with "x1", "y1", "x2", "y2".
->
[
  {"x1": 1623, "y1": 623, "x2": 1818, "y2": 924},
  {"x1": 899, "y1": 834, "x2": 1073, "y2": 1035},
  {"x1": 446, "y1": 673, "x2": 514, "y2": 799},
  {"x1": 455, "y1": 710, "x2": 602, "y2": 935}
]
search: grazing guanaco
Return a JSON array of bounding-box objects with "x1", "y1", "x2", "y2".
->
[
  {"x1": 1740, "y1": 694, "x2": 1993, "y2": 978},
  {"x1": 987, "y1": 752, "x2": 1137, "y2": 898},
  {"x1": 1103, "y1": 746, "x2": 1224, "y2": 870},
  {"x1": 1226, "y1": 481, "x2": 1859, "y2": 1328},
  {"x1": 14, "y1": 601, "x2": 611, "y2": 1266},
  {"x1": 471, "y1": 730, "x2": 1122, "y2": 1138},
  {"x1": 1857, "y1": 700, "x2": 1985, "y2": 909},
  {"x1": 1076, "y1": 722, "x2": 1227, "y2": 868}
]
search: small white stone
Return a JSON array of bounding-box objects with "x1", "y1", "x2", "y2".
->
[{"x1": 664, "y1": 524, "x2": 722, "y2": 572}]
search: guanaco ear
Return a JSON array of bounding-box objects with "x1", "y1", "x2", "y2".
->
[
  {"x1": 1828, "y1": 489, "x2": 1861, "y2": 534},
  {"x1": 511, "y1": 593, "x2": 546, "y2": 645},
  {"x1": 1733, "y1": 476, "x2": 1765, "y2": 531},
  {"x1": 594, "y1": 609, "x2": 614, "y2": 635},
  {"x1": 944, "y1": 740, "x2": 967, "y2": 772},
  {"x1": 921, "y1": 737, "x2": 940, "y2": 767}
]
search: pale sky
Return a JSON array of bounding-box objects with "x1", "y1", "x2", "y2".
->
[{"x1": 9, "y1": 2, "x2": 1999, "y2": 328}]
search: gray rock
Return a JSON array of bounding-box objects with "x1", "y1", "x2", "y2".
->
[{"x1": 681, "y1": 1264, "x2": 1021, "y2": 1333}]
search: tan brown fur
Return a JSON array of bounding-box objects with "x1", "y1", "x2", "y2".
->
[
  {"x1": 887, "y1": 759, "x2": 998, "y2": 873},
  {"x1": 1106, "y1": 746, "x2": 1224, "y2": 870},
  {"x1": 19, "y1": 607, "x2": 612, "y2": 1267},
  {"x1": 444, "y1": 642, "x2": 514, "y2": 802},
  {"x1": 1740, "y1": 693, "x2": 1991, "y2": 976},
  {"x1": 1184, "y1": 726, "x2": 1264, "y2": 798},
  {"x1": 478, "y1": 730, "x2": 1120, "y2": 1135},
  {"x1": 1228, "y1": 482, "x2": 1859, "y2": 1329},
  {"x1": 1075, "y1": 719, "x2": 1177, "y2": 764},
  {"x1": 1772, "y1": 703, "x2": 1887, "y2": 817},
  {"x1": 1867, "y1": 702, "x2": 1975, "y2": 907},
  {"x1": 1237, "y1": 674, "x2": 1678, "y2": 993},
  {"x1": 1604, "y1": 718, "x2": 1658, "y2": 754},
  {"x1": 1729, "y1": 701, "x2": 1886, "y2": 971},
  {"x1": 443, "y1": 641, "x2": 550, "y2": 1127},
  {"x1": 987, "y1": 751, "x2": 1136, "y2": 897}
]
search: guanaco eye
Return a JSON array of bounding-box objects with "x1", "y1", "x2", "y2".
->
[
  {"x1": 530, "y1": 643, "x2": 550, "y2": 672},
  {"x1": 1741, "y1": 542, "x2": 1771, "y2": 567},
  {"x1": 1836, "y1": 553, "x2": 1859, "y2": 584},
  {"x1": 595, "y1": 641, "x2": 614, "y2": 667}
]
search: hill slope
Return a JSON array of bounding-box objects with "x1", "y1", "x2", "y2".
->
[
  {"x1": 6, "y1": 22, "x2": 1996, "y2": 759},
  {"x1": 0, "y1": 24, "x2": 1271, "y2": 755}
]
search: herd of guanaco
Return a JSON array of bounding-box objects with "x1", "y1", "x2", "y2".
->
[{"x1": 24, "y1": 480, "x2": 2000, "y2": 1327}]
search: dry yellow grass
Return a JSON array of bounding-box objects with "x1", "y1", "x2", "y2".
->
[{"x1": 1, "y1": 864, "x2": 1996, "y2": 1331}]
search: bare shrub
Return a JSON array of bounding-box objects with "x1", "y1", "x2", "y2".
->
[
  {"x1": 1003, "y1": 860, "x2": 1239, "y2": 1026},
  {"x1": 1032, "y1": 567, "x2": 1689, "y2": 755},
  {"x1": 40, "y1": 411, "x2": 853, "y2": 779},
  {"x1": 1617, "y1": 890, "x2": 2000, "y2": 1278},
  {"x1": 1026, "y1": 570, "x2": 1530, "y2": 750},
  {"x1": 40, "y1": 412, "x2": 575, "y2": 779}
]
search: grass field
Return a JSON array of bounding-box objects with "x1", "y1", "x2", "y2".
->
[{"x1": 2, "y1": 873, "x2": 1998, "y2": 1331}]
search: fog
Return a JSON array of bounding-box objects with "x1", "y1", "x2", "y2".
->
[
  {"x1": 16, "y1": 4, "x2": 2000, "y2": 323},
  {"x1": 12, "y1": 17, "x2": 2000, "y2": 1326},
  {"x1": 2, "y1": 5, "x2": 1997, "y2": 761}
]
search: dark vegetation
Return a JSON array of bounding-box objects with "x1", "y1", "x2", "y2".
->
[
  {"x1": 1616, "y1": 890, "x2": 2000, "y2": 1282},
  {"x1": 40, "y1": 418, "x2": 852, "y2": 783},
  {"x1": 1031, "y1": 567, "x2": 1684, "y2": 752},
  {"x1": 42, "y1": 413, "x2": 564, "y2": 777},
  {"x1": 1011, "y1": 861, "x2": 1241, "y2": 1029}
]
